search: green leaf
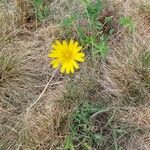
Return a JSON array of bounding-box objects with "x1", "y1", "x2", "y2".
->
[
  {"x1": 33, "y1": 0, "x2": 49, "y2": 21},
  {"x1": 94, "y1": 39, "x2": 108, "y2": 56},
  {"x1": 86, "y1": 0, "x2": 103, "y2": 21},
  {"x1": 64, "y1": 137, "x2": 75, "y2": 150},
  {"x1": 119, "y1": 16, "x2": 135, "y2": 31},
  {"x1": 34, "y1": 0, "x2": 43, "y2": 6}
]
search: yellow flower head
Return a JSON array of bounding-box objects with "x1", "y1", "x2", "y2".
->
[{"x1": 48, "y1": 40, "x2": 85, "y2": 74}]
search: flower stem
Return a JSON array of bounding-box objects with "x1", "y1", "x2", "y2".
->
[{"x1": 27, "y1": 69, "x2": 58, "y2": 112}]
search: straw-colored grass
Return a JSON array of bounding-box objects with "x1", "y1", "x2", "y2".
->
[{"x1": 0, "y1": 0, "x2": 150, "y2": 149}]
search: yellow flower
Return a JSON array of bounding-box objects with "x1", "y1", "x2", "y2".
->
[{"x1": 48, "y1": 40, "x2": 85, "y2": 74}]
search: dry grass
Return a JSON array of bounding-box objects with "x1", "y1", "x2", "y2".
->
[
  {"x1": 0, "y1": 0, "x2": 150, "y2": 149},
  {"x1": 0, "y1": 0, "x2": 82, "y2": 149},
  {"x1": 67, "y1": 0, "x2": 150, "y2": 149}
]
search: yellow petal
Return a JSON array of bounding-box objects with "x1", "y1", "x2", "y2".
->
[
  {"x1": 74, "y1": 41, "x2": 79, "y2": 47},
  {"x1": 61, "y1": 63, "x2": 67, "y2": 73},
  {"x1": 70, "y1": 65, "x2": 74, "y2": 73},
  {"x1": 69, "y1": 40, "x2": 74, "y2": 52},
  {"x1": 76, "y1": 58, "x2": 84, "y2": 62},
  {"x1": 75, "y1": 53, "x2": 85, "y2": 62},
  {"x1": 51, "y1": 59, "x2": 59, "y2": 68},
  {"x1": 52, "y1": 63, "x2": 59, "y2": 68},
  {"x1": 51, "y1": 59, "x2": 59, "y2": 64},
  {"x1": 69, "y1": 40, "x2": 74, "y2": 47},
  {"x1": 66, "y1": 62, "x2": 75, "y2": 74},
  {"x1": 48, "y1": 52, "x2": 58, "y2": 58},
  {"x1": 62, "y1": 40, "x2": 68, "y2": 47},
  {"x1": 66, "y1": 64, "x2": 70, "y2": 74},
  {"x1": 77, "y1": 52, "x2": 85, "y2": 57},
  {"x1": 55, "y1": 40, "x2": 61, "y2": 46},
  {"x1": 76, "y1": 46, "x2": 82, "y2": 52},
  {"x1": 71, "y1": 60, "x2": 79, "y2": 69},
  {"x1": 52, "y1": 40, "x2": 61, "y2": 49}
]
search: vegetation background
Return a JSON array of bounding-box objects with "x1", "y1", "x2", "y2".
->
[{"x1": 0, "y1": 0, "x2": 150, "y2": 149}]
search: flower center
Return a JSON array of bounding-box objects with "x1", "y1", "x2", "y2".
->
[{"x1": 63, "y1": 50, "x2": 73, "y2": 60}]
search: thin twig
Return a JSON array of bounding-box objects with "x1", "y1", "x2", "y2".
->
[{"x1": 27, "y1": 69, "x2": 58, "y2": 112}]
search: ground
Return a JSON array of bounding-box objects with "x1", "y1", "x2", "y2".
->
[{"x1": 0, "y1": 0, "x2": 150, "y2": 150}]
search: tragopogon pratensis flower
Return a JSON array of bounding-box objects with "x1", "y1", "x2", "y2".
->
[{"x1": 48, "y1": 40, "x2": 85, "y2": 74}]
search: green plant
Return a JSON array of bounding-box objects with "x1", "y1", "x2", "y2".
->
[
  {"x1": 81, "y1": 0, "x2": 110, "y2": 56},
  {"x1": 64, "y1": 102, "x2": 99, "y2": 150},
  {"x1": 62, "y1": 14, "x2": 80, "y2": 30},
  {"x1": 119, "y1": 16, "x2": 135, "y2": 32},
  {"x1": 33, "y1": 0, "x2": 49, "y2": 21},
  {"x1": 93, "y1": 35, "x2": 108, "y2": 56},
  {"x1": 85, "y1": 0, "x2": 103, "y2": 23},
  {"x1": 64, "y1": 102, "x2": 142, "y2": 150},
  {"x1": 62, "y1": 0, "x2": 112, "y2": 57},
  {"x1": 64, "y1": 136, "x2": 75, "y2": 150}
]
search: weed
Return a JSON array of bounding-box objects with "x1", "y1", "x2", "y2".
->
[
  {"x1": 64, "y1": 136, "x2": 75, "y2": 150},
  {"x1": 64, "y1": 101, "x2": 143, "y2": 150},
  {"x1": 64, "y1": 102, "x2": 99, "y2": 150},
  {"x1": 62, "y1": 0, "x2": 112, "y2": 57},
  {"x1": 93, "y1": 35, "x2": 108, "y2": 56},
  {"x1": 33, "y1": 0, "x2": 49, "y2": 21},
  {"x1": 85, "y1": 0, "x2": 103, "y2": 23},
  {"x1": 119, "y1": 16, "x2": 135, "y2": 32}
]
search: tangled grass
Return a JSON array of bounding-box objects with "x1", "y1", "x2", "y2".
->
[{"x1": 0, "y1": 0, "x2": 150, "y2": 149}]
